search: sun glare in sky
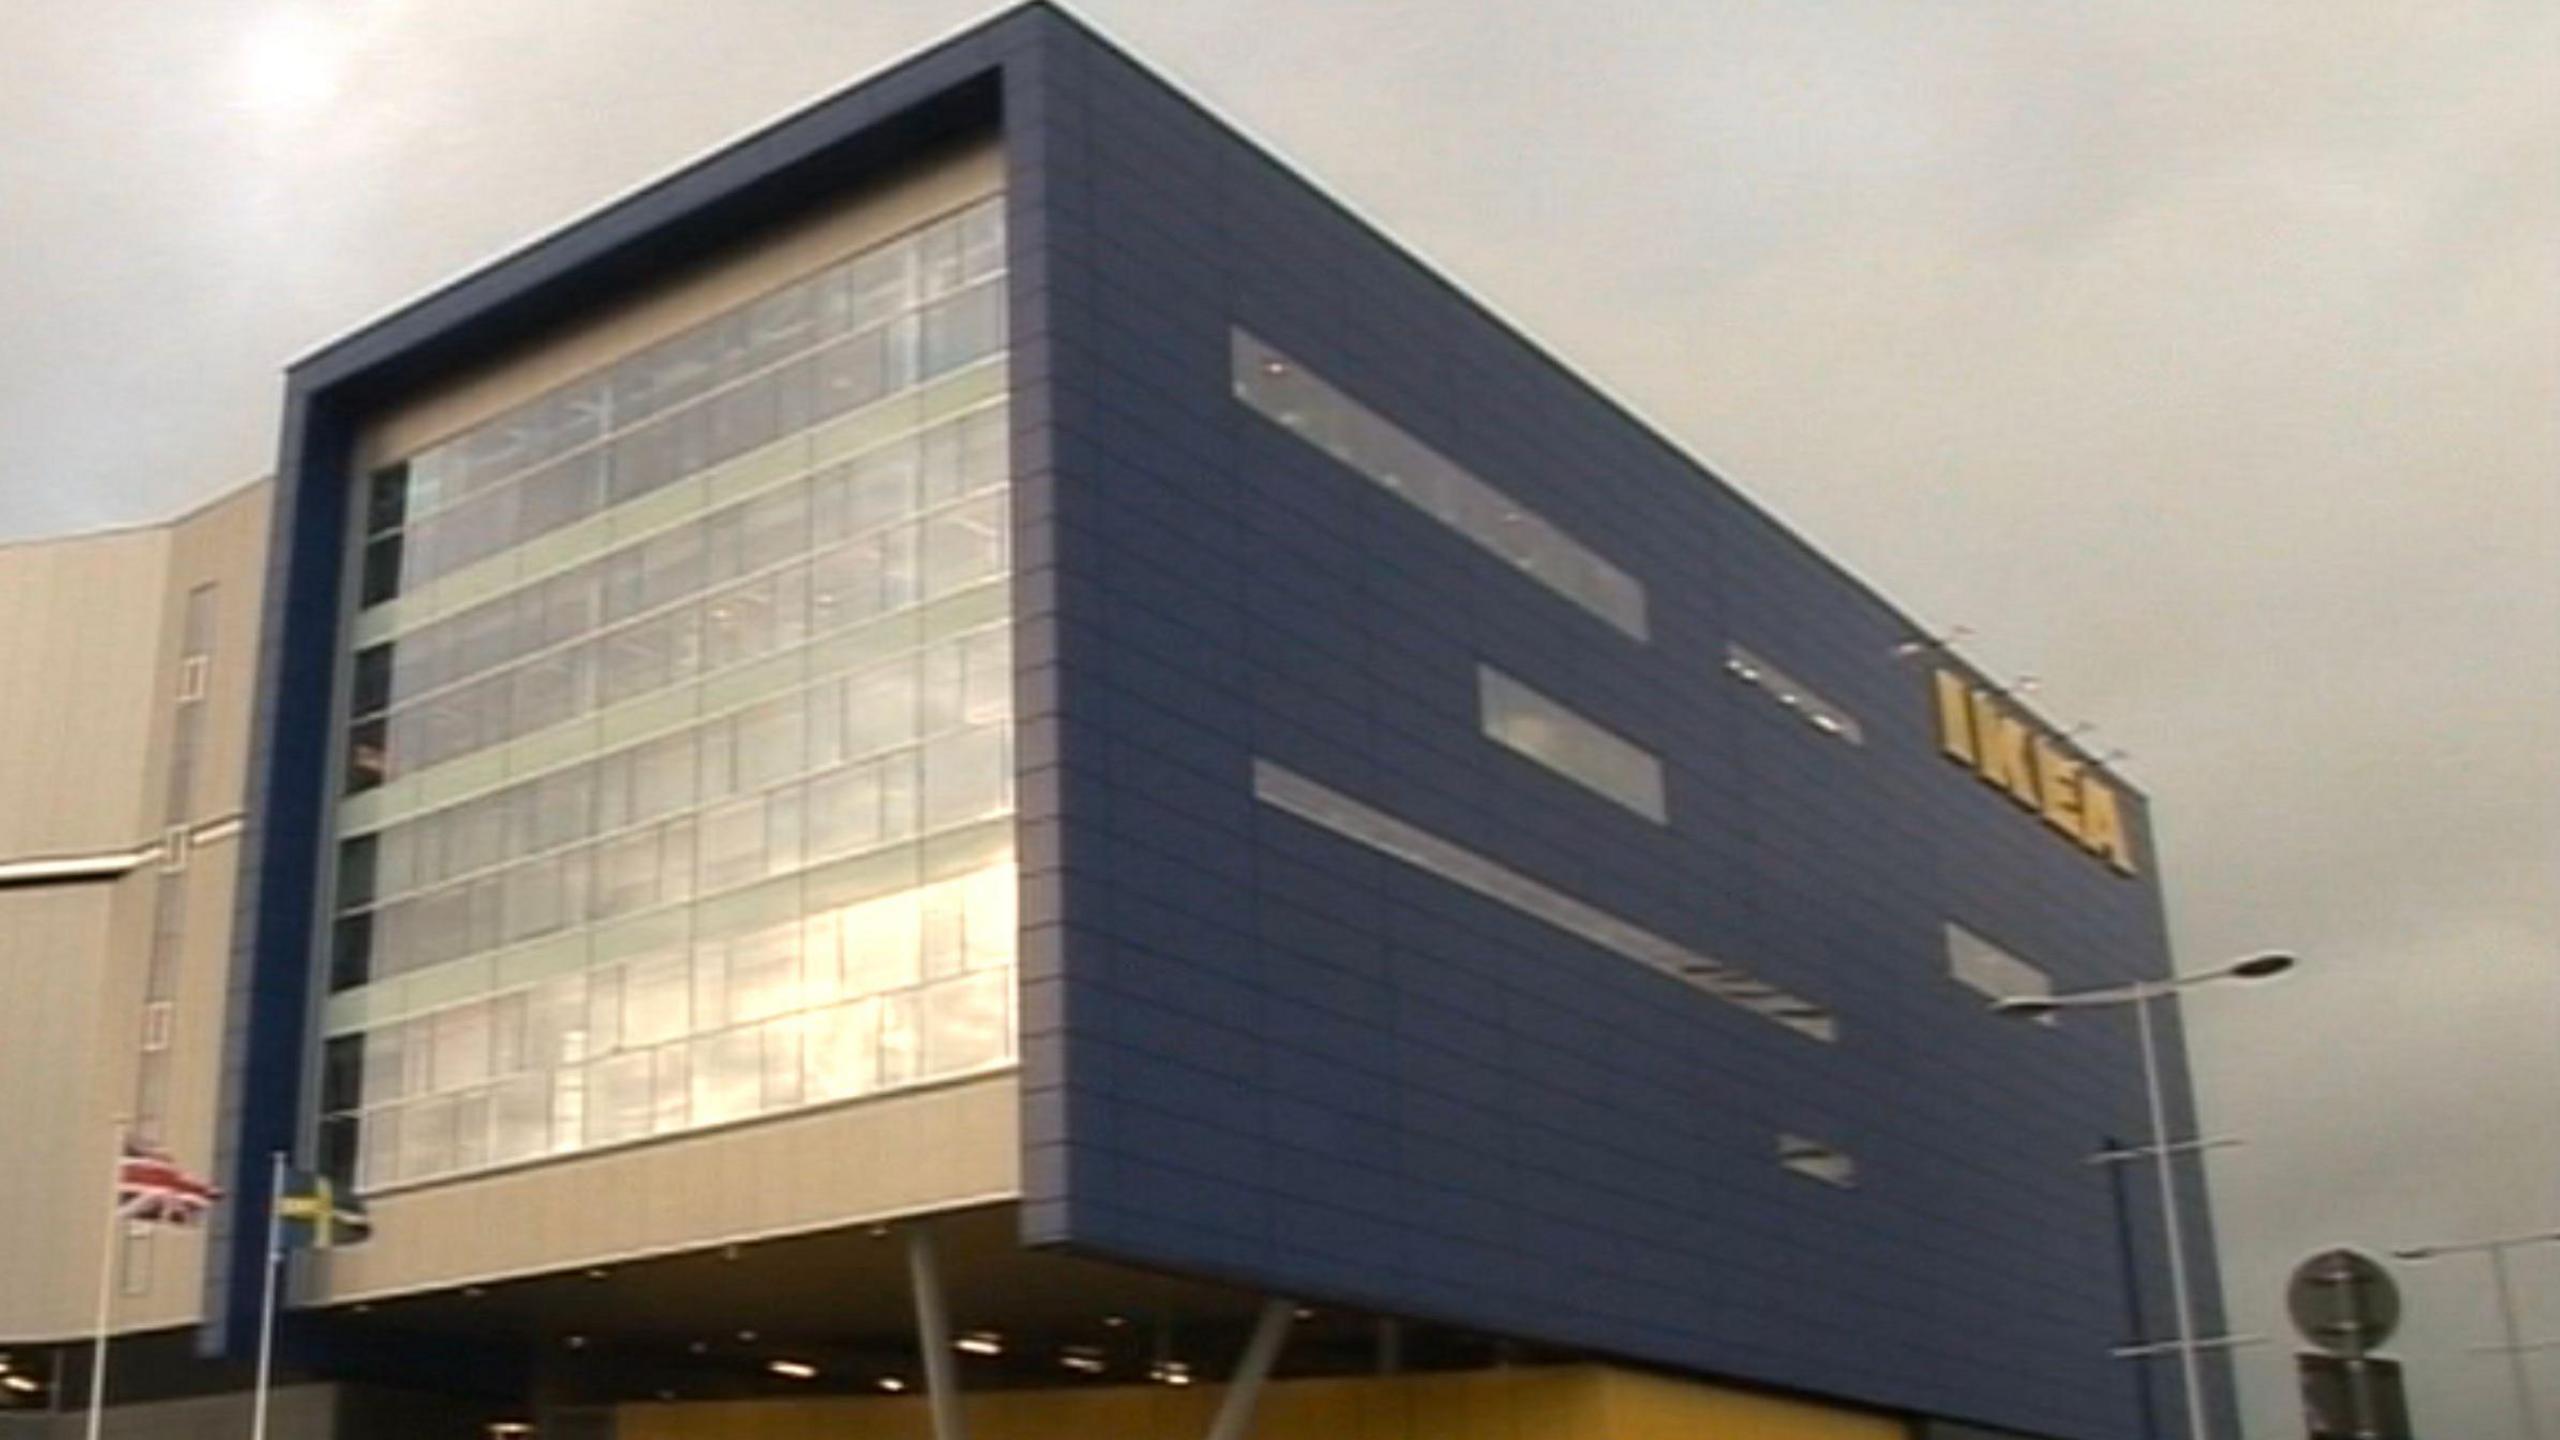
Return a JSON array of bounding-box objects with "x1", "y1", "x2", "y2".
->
[{"x1": 236, "y1": 9, "x2": 348, "y2": 117}]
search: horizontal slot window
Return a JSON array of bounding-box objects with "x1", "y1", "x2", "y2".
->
[
  {"x1": 1231, "y1": 329, "x2": 1647, "y2": 641},
  {"x1": 1777, "y1": 1133, "x2": 1858, "y2": 1188},
  {"x1": 1253, "y1": 760, "x2": 1833, "y2": 1042},
  {"x1": 1478, "y1": 666, "x2": 1666, "y2": 823},
  {"x1": 1723, "y1": 644, "x2": 1862, "y2": 745},
  {"x1": 1945, "y1": 923, "x2": 2053, "y2": 1016}
]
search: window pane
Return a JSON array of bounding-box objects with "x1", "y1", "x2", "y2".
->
[
  {"x1": 401, "y1": 1096, "x2": 456, "y2": 1181},
  {"x1": 454, "y1": 1091, "x2": 494, "y2": 1172},
  {"x1": 491, "y1": 1075, "x2": 550, "y2": 1164},
  {"x1": 733, "y1": 694, "x2": 806, "y2": 791},
  {"x1": 432, "y1": 1003, "x2": 491, "y2": 1094},
  {"x1": 921, "y1": 494, "x2": 1005, "y2": 597},
  {"x1": 328, "y1": 195, "x2": 1019, "y2": 1183},
  {"x1": 761, "y1": 1016, "x2": 805, "y2": 1110},
  {"x1": 805, "y1": 998, "x2": 878, "y2": 1102},
  {"x1": 623, "y1": 951, "x2": 692, "y2": 1049},
  {"x1": 841, "y1": 890, "x2": 921, "y2": 998},
  {"x1": 361, "y1": 1109, "x2": 402, "y2": 1189},
  {"x1": 526, "y1": 973, "x2": 591, "y2": 1068},
  {"x1": 690, "y1": 1027, "x2": 763, "y2": 1127},
  {"x1": 922, "y1": 723, "x2": 1010, "y2": 831},
  {"x1": 963, "y1": 862, "x2": 1016, "y2": 971},
  {"x1": 698, "y1": 797, "x2": 768, "y2": 895},
  {"x1": 586, "y1": 1052, "x2": 654, "y2": 1147},
  {"x1": 878, "y1": 991, "x2": 922, "y2": 1087},
  {"x1": 845, "y1": 661, "x2": 918, "y2": 758},
  {"x1": 922, "y1": 971, "x2": 1010, "y2": 1077},
  {"x1": 651, "y1": 1043, "x2": 692, "y2": 1135},
  {"x1": 805, "y1": 764, "x2": 881, "y2": 860},
  {"x1": 1476, "y1": 666, "x2": 1666, "y2": 823},
  {"x1": 361, "y1": 1023, "x2": 405, "y2": 1107}
]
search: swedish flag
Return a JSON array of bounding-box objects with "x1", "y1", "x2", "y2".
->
[{"x1": 275, "y1": 1169, "x2": 372, "y2": 1250}]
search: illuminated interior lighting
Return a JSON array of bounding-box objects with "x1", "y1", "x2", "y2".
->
[
  {"x1": 1060, "y1": 1346, "x2": 1107, "y2": 1374},
  {"x1": 767, "y1": 1360, "x2": 818, "y2": 1380},
  {"x1": 876, "y1": 1376, "x2": 908, "y2": 1393},
  {"x1": 583, "y1": 1267, "x2": 609, "y2": 1280},
  {"x1": 563, "y1": 1335, "x2": 587, "y2": 1350},
  {"x1": 3, "y1": 1376, "x2": 39, "y2": 1395},
  {"x1": 954, "y1": 1331, "x2": 1004, "y2": 1356},
  {"x1": 737, "y1": 1329, "x2": 759, "y2": 1343}
]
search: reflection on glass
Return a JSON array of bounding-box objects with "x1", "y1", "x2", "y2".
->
[
  {"x1": 321, "y1": 195, "x2": 1016, "y2": 1193},
  {"x1": 1476, "y1": 666, "x2": 1667, "y2": 823},
  {"x1": 1231, "y1": 329, "x2": 1647, "y2": 640}
]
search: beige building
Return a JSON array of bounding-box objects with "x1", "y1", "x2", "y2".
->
[{"x1": 0, "y1": 480, "x2": 268, "y2": 1348}]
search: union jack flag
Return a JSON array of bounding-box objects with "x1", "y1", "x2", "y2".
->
[{"x1": 116, "y1": 1138, "x2": 220, "y2": 1226}]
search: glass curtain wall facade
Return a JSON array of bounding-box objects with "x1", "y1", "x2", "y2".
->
[{"x1": 315, "y1": 195, "x2": 1016, "y2": 1194}]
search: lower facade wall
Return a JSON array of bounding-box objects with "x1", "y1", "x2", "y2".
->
[
  {"x1": 0, "y1": 1386, "x2": 331, "y2": 1440},
  {"x1": 620, "y1": 1364, "x2": 1908, "y2": 1440},
  {"x1": 0, "y1": 1384, "x2": 507, "y2": 1440}
]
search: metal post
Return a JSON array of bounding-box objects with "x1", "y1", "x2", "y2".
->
[
  {"x1": 904, "y1": 1228, "x2": 967, "y2": 1440},
  {"x1": 249, "y1": 1151, "x2": 286, "y2": 1440},
  {"x1": 2134, "y1": 986, "x2": 2211, "y2": 1440},
  {"x1": 2488, "y1": 1246, "x2": 2545, "y2": 1440},
  {"x1": 84, "y1": 1123, "x2": 126, "y2": 1440},
  {"x1": 1203, "y1": 1299, "x2": 1294, "y2": 1440}
]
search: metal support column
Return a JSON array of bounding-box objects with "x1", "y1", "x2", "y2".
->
[
  {"x1": 905, "y1": 1227, "x2": 968, "y2": 1440},
  {"x1": 1203, "y1": 1299, "x2": 1295, "y2": 1440}
]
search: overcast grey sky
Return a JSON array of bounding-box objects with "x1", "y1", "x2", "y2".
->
[{"x1": 3, "y1": 0, "x2": 2554, "y2": 1432}]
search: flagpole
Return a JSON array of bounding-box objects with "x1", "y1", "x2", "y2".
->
[
  {"x1": 249, "y1": 1150, "x2": 285, "y2": 1440},
  {"x1": 84, "y1": 1121, "x2": 127, "y2": 1440}
]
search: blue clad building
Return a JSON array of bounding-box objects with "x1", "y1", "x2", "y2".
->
[{"x1": 0, "y1": 8, "x2": 2239, "y2": 1440}]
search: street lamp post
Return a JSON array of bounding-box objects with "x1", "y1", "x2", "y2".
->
[
  {"x1": 2393, "y1": 1228, "x2": 2560, "y2": 1440},
  {"x1": 1991, "y1": 950, "x2": 2297, "y2": 1440}
]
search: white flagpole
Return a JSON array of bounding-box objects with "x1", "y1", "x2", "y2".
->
[
  {"x1": 248, "y1": 1150, "x2": 286, "y2": 1440},
  {"x1": 83, "y1": 1121, "x2": 127, "y2": 1440}
]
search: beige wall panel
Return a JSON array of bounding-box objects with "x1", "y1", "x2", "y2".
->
[
  {"x1": 0, "y1": 527, "x2": 169, "y2": 857},
  {"x1": 111, "y1": 848, "x2": 242, "y2": 1333},
  {"x1": 0, "y1": 1383, "x2": 337, "y2": 1440},
  {"x1": 0, "y1": 476, "x2": 271, "y2": 1341},
  {"x1": 314, "y1": 1075, "x2": 1017, "y2": 1301},
  {"x1": 362, "y1": 139, "x2": 1002, "y2": 468},
  {"x1": 0, "y1": 886, "x2": 117, "y2": 1340}
]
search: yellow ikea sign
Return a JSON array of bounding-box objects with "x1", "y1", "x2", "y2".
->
[{"x1": 1933, "y1": 671, "x2": 2137, "y2": 875}]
